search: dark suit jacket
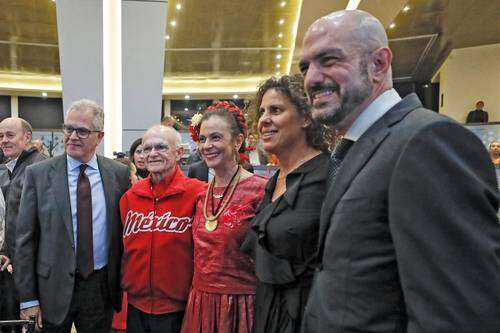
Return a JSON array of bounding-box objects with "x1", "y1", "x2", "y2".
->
[
  {"x1": 14, "y1": 154, "x2": 130, "y2": 325},
  {"x1": 0, "y1": 148, "x2": 46, "y2": 259},
  {"x1": 466, "y1": 109, "x2": 488, "y2": 123},
  {"x1": 302, "y1": 94, "x2": 500, "y2": 332},
  {"x1": 187, "y1": 160, "x2": 209, "y2": 182}
]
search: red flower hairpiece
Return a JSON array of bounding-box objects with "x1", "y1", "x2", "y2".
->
[{"x1": 188, "y1": 101, "x2": 247, "y2": 143}]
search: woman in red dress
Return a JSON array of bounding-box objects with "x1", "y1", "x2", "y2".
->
[{"x1": 181, "y1": 101, "x2": 267, "y2": 333}]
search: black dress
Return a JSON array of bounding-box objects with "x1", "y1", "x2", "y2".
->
[{"x1": 247, "y1": 153, "x2": 330, "y2": 333}]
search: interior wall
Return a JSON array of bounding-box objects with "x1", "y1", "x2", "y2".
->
[{"x1": 438, "y1": 43, "x2": 500, "y2": 123}]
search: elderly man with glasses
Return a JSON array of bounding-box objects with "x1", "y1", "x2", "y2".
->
[
  {"x1": 14, "y1": 99, "x2": 130, "y2": 333},
  {"x1": 119, "y1": 125, "x2": 206, "y2": 333}
]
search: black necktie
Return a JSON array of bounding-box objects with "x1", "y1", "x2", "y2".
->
[
  {"x1": 328, "y1": 138, "x2": 354, "y2": 185},
  {"x1": 77, "y1": 164, "x2": 93, "y2": 279}
]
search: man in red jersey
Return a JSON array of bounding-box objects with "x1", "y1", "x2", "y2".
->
[{"x1": 120, "y1": 125, "x2": 206, "y2": 333}]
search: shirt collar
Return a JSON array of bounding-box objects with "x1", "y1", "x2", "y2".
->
[
  {"x1": 344, "y1": 88, "x2": 401, "y2": 142},
  {"x1": 5, "y1": 159, "x2": 17, "y2": 173},
  {"x1": 67, "y1": 154, "x2": 99, "y2": 171}
]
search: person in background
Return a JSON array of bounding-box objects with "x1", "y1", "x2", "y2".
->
[
  {"x1": 0, "y1": 117, "x2": 46, "y2": 331},
  {"x1": 300, "y1": 10, "x2": 500, "y2": 332},
  {"x1": 246, "y1": 133, "x2": 268, "y2": 166},
  {"x1": 489, "y1": 140, "x2": 500, "y2": 200},
  {"x1": 242, "y1": 75, "x2": 330, "y2": 332},
  {"x1": 129, "y1": 138, "x2": 149, "y2": 179},
  {"x1": 466, "y1": 100, "x2": 489, "y2": 123},
  {"x1": 29, "y1": 139, "x2": 48, "y2": 156},
  {"x1": 489, "y1": 140, "x2": 500, "y2": 166},
  {"x1": 181, "y1": 101, "x2": 267, "y2": 333},
  {"x1": 0, "y1": 188, "x2": 9, "y2": 332},
  {"x1": 15, "y1": 99, "x2": 130, "y2": 332},
  {"x1": 161, "y1": 115, "x2": 176, "y2": 128},
  {"x1": 120, "y1": 125, "x2": 206, "y2": 333},
  {"x1": 114, "y1": 154, "x2": 139, "y2": 185}
]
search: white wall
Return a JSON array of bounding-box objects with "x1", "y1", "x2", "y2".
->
[{"x1": 438, "y1": 43, "x2": 500, "y2": 123}]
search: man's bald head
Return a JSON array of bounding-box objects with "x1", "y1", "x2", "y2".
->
[
  {"x1": 0, "y1": 117, "x2": 33, "y2": 159},
  {"x1": 300, "y1": 10, "x2": 393, "y2": 132},
  {"x1": 306, "y1": 10, "x2": 388, "y2": 53},
  {"x1": 143, "y1": 125, "x2": 182, "y2": 149}
]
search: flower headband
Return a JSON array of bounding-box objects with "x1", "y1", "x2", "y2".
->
[{"x1": 189, "y1": 101, "x2": 247, "y2": 142}]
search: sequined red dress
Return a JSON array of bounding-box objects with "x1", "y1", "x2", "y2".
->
[{"x1": 181, "y1": 175, "x2": 267, "y2": 333}]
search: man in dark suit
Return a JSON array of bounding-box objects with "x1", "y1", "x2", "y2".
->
[
  {"x1": 466, "y1": 100, "x2": 489, "y2": 123},
  {"x1": 299, "y1": 10, "x2": 500, "y2": 332},
  {"x1": 0, "y1": 118, "x2": 45, "y2": 330},
  {"x1": 15, "y1": 99, "x2": 130, "y2": 332}
]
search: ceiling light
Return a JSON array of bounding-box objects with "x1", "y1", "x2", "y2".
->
[
  {"x1": 165, "y1": 35, "x2": 170, "y2": 40},
  {"x1": 233, "y1": 94, "x2": 239, "y2": 99},
  {"x1": 280, "y1": 1, "x2": 286, "y2": 7},
  {"x1": 276, "y1": 64, "x2": 281, "y2": 68},
  {"x1": 276, "y1": 54, "x2": 282, "y2": 60},
  {"x1": 278, "y1": 33, "x2": 283, "y2": 38},
  {"x1": 345, "y1": 0, "x2": 361, "y2": 10},
  {"x1": 423, "y1": 84, "x2": 429, "y2": 88},
  {"x1": 176, "y1": 3, "x2": 182, "y2": 10},
  {"x1": 184, "y1": 95, "x2": 190, "y2": 100},
  {"x1": 171, "y1": 20, "x2": 177, "y2": 27},
  {"x1": 277, "y1": 44, "x2": 282, "y2": 48},
  {"x1": 184, "y1": 108, "x2": 188, "y2": 111},
  {"x1": 403, "y1": 5, "x2": 410, "y2": 12},
  {"x1": 389, "y1": 23, "x2": 396, "y2": 29},
  {"x1": 51, "y1": 0, "x2": 55, "y2": 2},
  {"x1": 279, "y1": 19, "x2": 285, "y2": 25},
  {"x1": 42, "y1": 92, "x2": 48, "y2": 97}
]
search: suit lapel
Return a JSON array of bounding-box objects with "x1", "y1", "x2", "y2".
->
[
  {"x1": 317, "y1": 94, "x2": 423, "y2": 256},
  {"x1": 97, "y1": 156, "x2": 116, "y2": 243},
  {"x1": 50, "y1": 155, "x2": 74, "y2": 245}
]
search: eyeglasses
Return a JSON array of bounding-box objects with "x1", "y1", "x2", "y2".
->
[
  {"x1": 142, "y1": 143, "x2": 170, "y2": 154},
  {"x1": 62, "y1": 125, "x2": 101, "y2": 139}
]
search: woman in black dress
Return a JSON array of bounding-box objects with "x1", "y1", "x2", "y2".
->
[{"x1": 247, "y1": 75, "x2": 330, "y2": 332}]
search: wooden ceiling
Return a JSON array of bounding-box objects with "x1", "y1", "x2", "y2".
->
[
  {"x1": 0, "y1": 0, "x2": 499, "y2": 94},
  {"x1": 0, "y1": 0, "x2": 59, "y2": 75}
]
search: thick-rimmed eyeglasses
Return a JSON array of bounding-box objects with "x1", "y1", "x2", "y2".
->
[
  {"x1": 142, "y1": 143, "x2": 169, "y2": 154},
  {"x1": 62, "y1": 125, "x2": 101, "y2": 139}
]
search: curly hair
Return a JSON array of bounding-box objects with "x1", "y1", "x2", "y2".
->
[
  {"x1": 199, "y1": 101, "x2": 248, "y2": 153},
  {"x1": 253, "y1": 74, "x2": 330, "y2": 152}
]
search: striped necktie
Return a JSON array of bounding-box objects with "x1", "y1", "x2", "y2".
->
[{"x1": 328, "y1": 138, "x2": 354, "y2": 185}]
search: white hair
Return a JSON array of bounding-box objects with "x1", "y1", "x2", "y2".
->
[
  {"x1": 144, "y1": 125, "x2": 182, "y2": 148},
  {"x1": 66, "y1": 99, "x2": 104, "y2": 131}
]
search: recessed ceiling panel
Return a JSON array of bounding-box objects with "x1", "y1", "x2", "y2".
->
[
  {"x1": 164, "y1": 0, "x2": 302, "y2": 79},
  {"x1": 0, "y1": 0, "x2": 59, "y2": 75}
]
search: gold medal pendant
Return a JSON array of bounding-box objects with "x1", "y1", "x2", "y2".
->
[
  {"x1": 205, "y1": 216, "x2": 218, "y2": 232},
  {"x1": 202, "y1": 166, "x2": 241, "y2": 233}
]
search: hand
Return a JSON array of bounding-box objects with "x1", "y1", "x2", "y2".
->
[
  {"x1": 0, "y1": 255, "x2": 13, "y2": 274},
  {"x1": 20, "y1": 306, "x2": 43, "y2": 331},
  {"x1": 0, "y1": 254, "x2": 10, "y2": 271}
]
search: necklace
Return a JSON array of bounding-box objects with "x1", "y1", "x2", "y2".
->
[{"x1": 203, "y1": 165, "x2": 241, "y2": 232}]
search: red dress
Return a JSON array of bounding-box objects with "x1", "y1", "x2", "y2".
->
[{"x1": 181, "y1": 174, "x2": 267, "y2": 333}]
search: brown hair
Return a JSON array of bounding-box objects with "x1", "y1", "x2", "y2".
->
[{"x1": 253, "y1": 74, "x2": 330, "y2": 152}]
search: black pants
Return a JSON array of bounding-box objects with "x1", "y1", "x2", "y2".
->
[
  {"x1": 126, "y1": 304, "x2": 183, "y2": 333},
  {"x1": 0, "y1": 270, "x2": 19, "y2": 333},
  {"x1": 43, "y1": 267, "x2": 113, "y2": 333}
]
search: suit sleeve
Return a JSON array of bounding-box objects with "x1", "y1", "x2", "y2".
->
[
  {"x1": 466, "y1": 111, "x2": 473, "y2": 123},
  {"x1": 389, "y1": 121, "x2": 500, "y2": 332},
  {"x1": 13, "y1": 166, "x2": 40, "y2": 302}
]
